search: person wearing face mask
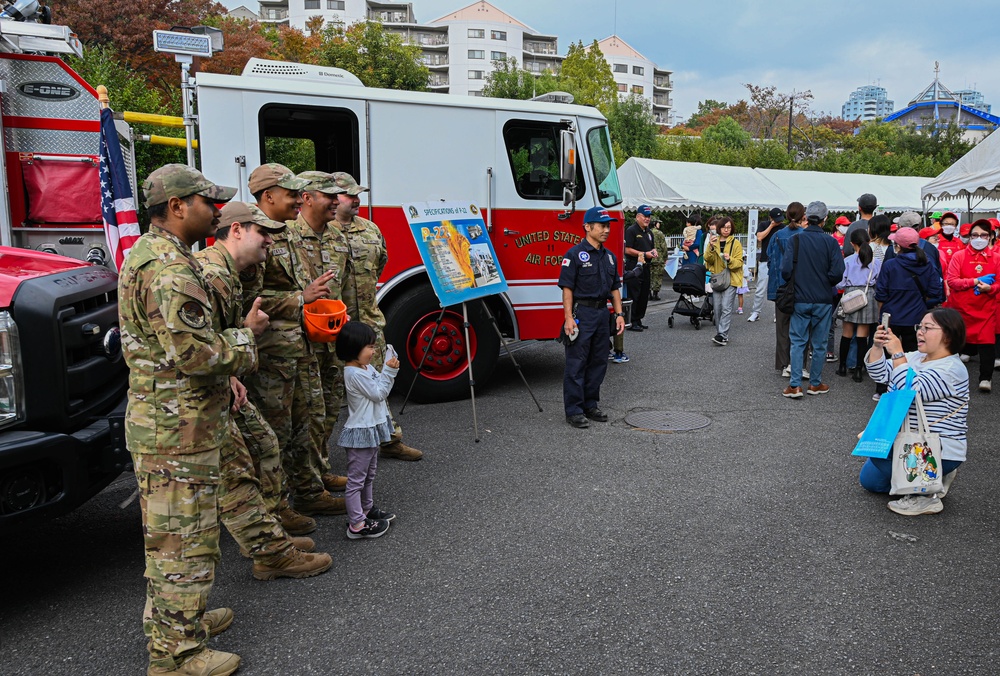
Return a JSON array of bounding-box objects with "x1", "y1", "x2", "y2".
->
[
  {"x1": 833, "y1": 216, "x2": 851, "y2": 247},
  {"x1": 946, "y1": 219, "x2": 1000, "y2": 392},
  {"x1": 936, "y1": 212, "x2": 964, "y2": 298},
  {"x1": 958, "y1": 222, "x2": 972, "y2": 246}
]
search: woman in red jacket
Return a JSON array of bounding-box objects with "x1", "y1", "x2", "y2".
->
[{"x1": 947, "y1": 219, "x2": 1000, "y2": 392}]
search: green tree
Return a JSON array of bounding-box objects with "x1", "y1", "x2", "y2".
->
[
  {"x1": 558, "y1": 40, "x2": 616, "y2": 111},
  {"x1": 606, "y1": 94, "x2": 658, "y2": 164},
  {"x1": 702, "y1": 116, "x2": 751, "y2": 149},
  {"x1": 686, "y1": 99, "x2": 728, "y2": 128},
  {"x1": 316, "y1": 20, "x2": 428, "y2": 90},
  {"x1": 482, "y1": 56, "x2": 535, "y2": 100},
  {"x1": 68, "y1": 44, "x2": 184, "y2": 221}
]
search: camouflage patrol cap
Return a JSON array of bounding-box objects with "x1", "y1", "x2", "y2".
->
[
  {"x1": 331, "y1": 172, "x2": 369, "y2": 196},
  {"x1": 296, "y1": 170, "x2": 346, "y2": 195},
  {"x1": 219, "y1": 201, "x2": 285, "y2": 232},
  {"x1": 248, "y1": 163, "x2": 311, "y2": 194},
  {"x1": 143, "y1": 164, "x2": 237, "y2": 208}
]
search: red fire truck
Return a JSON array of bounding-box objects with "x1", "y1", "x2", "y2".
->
[
  {"x1": 197, "y1": 59, "x2": 625, "y2": 401},
  {"x1": 0, "y1": 22, "x2": 129, "y2": 529}
]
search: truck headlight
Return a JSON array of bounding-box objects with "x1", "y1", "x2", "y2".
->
[{"x1": 0, "y1": 311, "x2": 24, "y2": 429}]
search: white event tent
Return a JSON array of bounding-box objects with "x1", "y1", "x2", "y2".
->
[
  {"x1": 922, "y1": 128, "x2": 1000, "y2": 209},
  {"x1": 619, "y1": 157, "x2": 991, "y2": 214}
]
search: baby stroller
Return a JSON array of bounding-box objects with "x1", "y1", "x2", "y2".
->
[{"x1": 667, "y1": 263, "x2": 714, "y2": 330}]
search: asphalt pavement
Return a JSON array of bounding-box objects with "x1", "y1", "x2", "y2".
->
[{"x1": 3, "y1": 290, "x2": 1000, "y2": 675}]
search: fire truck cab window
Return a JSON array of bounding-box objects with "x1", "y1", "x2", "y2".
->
[
  {"x1": 259, "y1": 104, "x2": 361, "y2": 177},
  {"x1": 502, "y1": 121, "x2": 584, "y2": 201}
]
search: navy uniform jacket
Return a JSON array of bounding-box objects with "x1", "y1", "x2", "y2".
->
[{"x1": 558, "y1": 240, "x2": 621, "y2": 301}]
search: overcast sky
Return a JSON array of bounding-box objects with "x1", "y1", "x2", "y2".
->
[{"x1": 222, "y1": 0, "x2": 1000, "y2": 122}]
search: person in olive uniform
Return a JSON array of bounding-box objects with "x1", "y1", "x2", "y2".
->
[
  {"x1": 559, "y1": 206, "x2": 626, "y2": 429},
  {"x1": 119, "y1": 164, "x2": 252, "y2": 675}
]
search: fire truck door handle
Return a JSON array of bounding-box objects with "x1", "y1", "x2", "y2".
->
[{"x1": 503, "y1": 229, "x2": 520, "y2": 236}]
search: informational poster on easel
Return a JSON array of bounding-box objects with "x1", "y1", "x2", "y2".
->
[
  {"x1": 404, "y1": 201, "x2": 508, "y2": 304},
  {"x1": 402, "y1": 201, "x2": 541, "y2": 441}
]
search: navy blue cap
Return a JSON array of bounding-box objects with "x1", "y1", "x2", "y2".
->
[
  {"x1": 636, "y1": 205, "x2": 652, "y2": 217},
  {"x1": 583, "y1": 206, "x2": 618, "y2": 224}
]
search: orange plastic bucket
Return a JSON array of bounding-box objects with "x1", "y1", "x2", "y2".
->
[{"x1": 303, "y1": 299, "x2": 347, "y2": 342}]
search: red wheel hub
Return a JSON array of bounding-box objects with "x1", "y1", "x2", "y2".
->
[{"x1": 405, "y1": 310, "x2": 478, "y2": 381}]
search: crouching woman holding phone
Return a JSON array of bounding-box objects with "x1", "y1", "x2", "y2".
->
[{"x1": 862, "y1": 307, "x2": 970, "y2": 516}]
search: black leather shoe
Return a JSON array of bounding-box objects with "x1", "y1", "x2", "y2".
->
[
  {"x1": 836, "y1": 364, "x2": 847, "y2": 377},
  {"x1": 852, "y1": 367, "x2": 864, "y2": 383},
  {"x1": 566, "y1": 414, "x2": 590, "y2": 429},
  {"x1": 627, "y1": 324, "x2": 643, "y2": 332},
  {"x1": 584, "y1": 407, "x2": 608, "y2": 422},
  {"x1": 636, "y1": 320, "x2": 648, "y2": 329}
]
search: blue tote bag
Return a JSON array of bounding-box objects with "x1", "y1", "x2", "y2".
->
[{"x1": 852, "y1": 368, "x2": 916, "y2": 459}]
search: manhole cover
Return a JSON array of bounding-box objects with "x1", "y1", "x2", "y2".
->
[{"x1": 624, "y1": 410, "x2": 712, "y2": 431}]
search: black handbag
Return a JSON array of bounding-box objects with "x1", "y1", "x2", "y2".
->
[{"x1": 775, "y1": 237, "x2": 799, "y2": 314}]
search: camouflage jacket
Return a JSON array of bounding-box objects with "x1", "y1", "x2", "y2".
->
[
  {"x1": 195, "y1": 242, "x2": 243, "y2": 331},
  {"x1": 118, "y1": 226, "x2": 257, "y2": 455},
  {"x1": 242, "y1": 215, "x2": 312, "y2": 357},
  {"x1": 339, "y1": 215, "x2": 388, "y2": 334},
  {"x1": 651, "y1": 228, "x2": 668, "y2": 257},
  {"x1": 292, "y1": 214, "x2": 351, "y2": 354}
]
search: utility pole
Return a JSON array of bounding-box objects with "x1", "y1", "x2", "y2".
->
[{"x1": 787, "y1": 90, "x2": 795, "y2": 155}]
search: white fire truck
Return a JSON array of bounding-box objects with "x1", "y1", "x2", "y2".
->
[{"x1": 197, "y1": 59, "x2": 625, "y2": 401}]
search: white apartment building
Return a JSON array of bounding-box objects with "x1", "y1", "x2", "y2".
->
[
  {"x1": 597, "y1": 35, "x2": 672, "y2": 125},
  {"x1": 249, "y1": 0, "x2": 672, "y2": 122},
  {"x1": 841, "y1": 85, "x2": 894, "y2": 121}
]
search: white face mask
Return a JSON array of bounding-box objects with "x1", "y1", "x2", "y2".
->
[
  {"x1": 971, "y1": 237, "x2": 990, "y2": 251},
  {"x1": 942, "y1": 225, "x2": 956, "y2": 235},
  {"x1": 837, "y1": 225, "x2": 848, "y2": 234},
  {"x1": 960, "y1": 236, "x2": 970, "y2": 245}
]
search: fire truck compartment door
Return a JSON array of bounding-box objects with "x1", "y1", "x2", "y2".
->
[{"x1": 21, "y1": 157, "x2": 100, "y2": 224}]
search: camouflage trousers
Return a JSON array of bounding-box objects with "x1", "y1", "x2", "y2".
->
[
  {"x1": 245, "y1": 353, "x2": 326, "y2": 503},
  {"x1": 650, "y1": 265, "x2": 664, "y2": 295},
  {"x1": 220, "y1": 418, "x2": 292, "y2": 559},
  {"x1": 132, "y1": 440, "x2": 293, "y2": 670},
  {"x1": 232, "y1": 399, "x2": 284, "y2": 513}
]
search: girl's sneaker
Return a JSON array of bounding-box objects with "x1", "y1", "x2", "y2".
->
[
  {"x1": 347, "y1": 518, "x2": 390, "y2": 539},
  {"x1": 736, "y1": 307, "x2": 744, "y2": 314},
  {"x1": 367, "y1": 506, "x2": 396, "y2": 522}
]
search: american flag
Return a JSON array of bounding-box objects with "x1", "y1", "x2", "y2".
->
[{"x1": 99, "y1": 108, "x2": 140, "y2": 271}]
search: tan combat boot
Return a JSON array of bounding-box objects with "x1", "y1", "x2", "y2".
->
[
  {"x1": 277, "y1": 507, "x2": 317, "y2": 535},
  {"x1": 296, "y1": 492, "x2": 346, "y2": 515},
  {"x1": 147, "y1": 649, "x2": 240, "y2": 676},
  {"x1": 240, "y1": 536, "x2": 315, "y2": 559},
  {"x1": 322, "y1": 472, "x2": 348, "y2": 491},
  {"x1": 203, "y1": 608, "x2": 234, "y2": 637},
  {"x1": 252, "y1": 548, "x2": 333, "y2": 581},
  {"x1": 380, "y1": 441, "x2": 423, "y2": 461}
]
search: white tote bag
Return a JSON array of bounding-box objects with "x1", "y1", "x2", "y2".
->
[{"x1": 889, "y1": 391, "x2": 944, "y2": 496}]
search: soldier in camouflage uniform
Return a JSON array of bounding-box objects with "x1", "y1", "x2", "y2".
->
[
  {"x1": 331, "y1": 172, "x2": 423, "y2": 461},
  {"x1": 288, "y1": 171, "x2": 351, "y2": 488},
  {"x1": 649, "y1": 219, "x2": 668, "y2": 301},
  {"x1": 197, "y1": 202, "x2": 333, "y2": 581},
  {"x1": 119, "y1": 165, "x2": 252, "y2": 675},
  {"x1": 242, "y1": 164, "x2": 346, "y2": 521}
]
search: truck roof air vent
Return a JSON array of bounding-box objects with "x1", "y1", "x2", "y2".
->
[{"x1": 241, "y1": 59, "x2": 365, "y2": 87}]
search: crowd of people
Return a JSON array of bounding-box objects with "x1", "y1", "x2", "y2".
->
[
  {"x1": 120, "y1": 163, "x2": 423, "y2": 675},
  {"x1": 559, "y1": 194, "x2": 982, "y2": 520}
]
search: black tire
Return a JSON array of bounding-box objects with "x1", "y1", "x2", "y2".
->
[
  {"x1": 383, "y1": 284, "x2": 500, "y2": 403},
  {"x1": 695, "y1": 319, "x2": 701, "y2": 330},
  {"x1": 667, "y1": 316, "x2": 674, "y2": 328}
]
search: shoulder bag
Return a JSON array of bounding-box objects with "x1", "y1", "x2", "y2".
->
[
  {"x1": 840, "y1": 264, "x2": 875, "y2": 315},
  {"x1": 775, "y1": 236, "x2": 798, "y2": 314},
  {"x1": 890, "y1": 390, "x2": 945, "y2": 496},
  {"x1": 709, "y1": 238, "x2": 734, "y2": 292}
]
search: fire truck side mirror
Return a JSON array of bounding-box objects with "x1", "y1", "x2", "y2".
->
[
  {"x1": 562, "y1": 186, "x2": 574, "y2": 208},
  {"x1": 559, "y1": 130, "x2": 575, "y2": 185}
]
